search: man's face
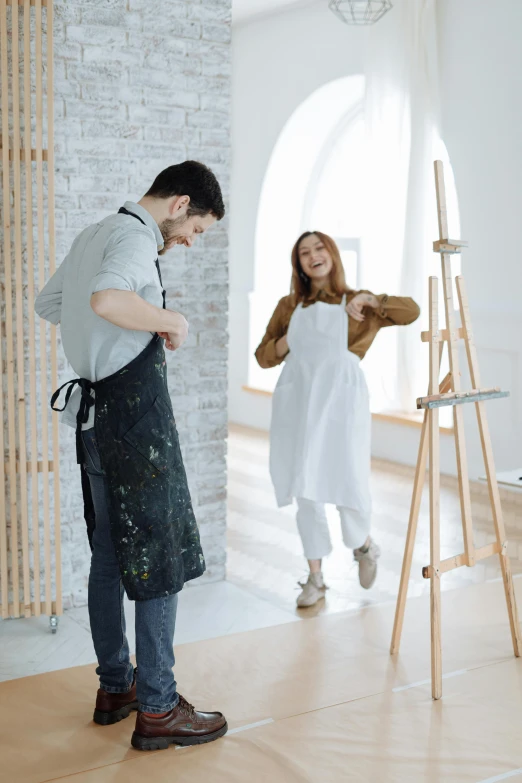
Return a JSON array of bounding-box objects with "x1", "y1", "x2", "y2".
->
[{"x1": 158, "y1": 212, "x2": 216, "y2": 255}]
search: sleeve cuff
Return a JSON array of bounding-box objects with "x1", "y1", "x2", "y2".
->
[
  {"x1": 90, "y1": 272, "x2": 133, "y2": 295},
  {"x1": 375, "y1": 293, "x2": 389, "y2": 318},
  {"x1": 34, "y1": 302, "x2": 61, "y2": 325},
  {"x1": 264, "y1": 338, "x2": 283, "y2": 367}
]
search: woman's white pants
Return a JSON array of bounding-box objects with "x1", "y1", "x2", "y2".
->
[{"x1": 296, "y1": 497, "x2": 370, "y2": 560}]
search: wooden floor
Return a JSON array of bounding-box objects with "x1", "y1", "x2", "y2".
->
[
  {"x1": 3, "y1": 576, "x2": 522, "y2": 782},
  {"x1": 227, "y1": 424, "x2": 522, "y2": 617},
  {"x1": 2, "y1": 424, "x2": 522, "y2": 687},
  {"x1": 3, "y1": 425, "x2": 522, "y2": 781}
]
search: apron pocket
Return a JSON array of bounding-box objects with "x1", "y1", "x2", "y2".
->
[{"x1": 122, "y1": 395, "x2": 175, "y2": 474}]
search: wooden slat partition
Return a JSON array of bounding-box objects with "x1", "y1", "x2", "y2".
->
[
  {"x1": 47, "y1": 0, "x2": 61, "y2": 616},
  {"x1": 0, "y1": 0, "x2": 20, "y2": 616},
  {"x1": 0, "y1": 149, "x2": 49, "y2": 161},
  {"x1": 0, "y1": 0, "x2": 61, "y2": 621},
  {"x1": 9, "y1": 599, "x2": 58, "y2": 616},
  {"x1": 0, "y1": 3, "x2": 7, "y2": 618},
  {"x1": 7, "y1": 0, "x2": 48, "y2": 6},
  {"x1": 24, "y1": 0, "x2": 40, "y2": 616},
  {"x1": 35, "y1": 0, "x2": 52, "y2": 617},
  {"x1": 3, "y1": 460, "x2": 54, "y2": 475},
  {"x1": 12, "y1": 0, "x2": 31, "y2": 618}
]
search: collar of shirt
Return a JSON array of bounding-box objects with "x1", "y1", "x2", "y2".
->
[
  {"x1": 123, "y1": 201, "x2": 164, "y2": 252},
  {"x1": 305, "y1": 288, "x2": 338, "y2": 304}
]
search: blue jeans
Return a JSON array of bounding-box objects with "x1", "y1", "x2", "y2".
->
[{"x1": 82, "y1": 428, "x2": 179, "y2": 714}]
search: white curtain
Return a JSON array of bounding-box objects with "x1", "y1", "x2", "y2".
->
[{"x1": 361, "y1": 0, "x2": 440, "y2": 412}]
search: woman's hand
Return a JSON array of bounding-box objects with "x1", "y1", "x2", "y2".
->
[{"x1": 346, "y1": 293, "x2": 379, "y2": 322}]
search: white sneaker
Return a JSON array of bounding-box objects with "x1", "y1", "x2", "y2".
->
[
  {"x1": 354, "y1": 538, "x2": 381, "y2": 590},
  {"x1": 296, "y1": 572, "x2": 327, "y2": 608}
]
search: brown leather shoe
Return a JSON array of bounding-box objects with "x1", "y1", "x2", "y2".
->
[
  {"x1": 93, "y1": 670, "x2": 139, "y2": 726},
  {"x1": 131, "y1": 694, "x2": 228, "y2": 750}
]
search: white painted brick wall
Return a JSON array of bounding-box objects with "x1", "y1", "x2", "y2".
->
[{"x1": 52, "y1": 0, "x2": 231, "y2": 607}]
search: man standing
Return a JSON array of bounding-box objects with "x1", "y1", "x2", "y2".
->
[{"x1": 35, "y1": 161, "x2": 227, "y2": 751}]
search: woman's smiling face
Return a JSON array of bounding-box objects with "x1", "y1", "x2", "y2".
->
[{"x1": 298, "y1": 233, "x2": 334, "y2": 283}]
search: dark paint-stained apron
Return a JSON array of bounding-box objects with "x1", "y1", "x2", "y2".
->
[{"x1": 51, "y1": 207, "x2": 205, "y2": 601}]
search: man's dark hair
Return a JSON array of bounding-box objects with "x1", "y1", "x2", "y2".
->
[{"x1": 145, "y1": 160, "x2": 225, "y2": 220}]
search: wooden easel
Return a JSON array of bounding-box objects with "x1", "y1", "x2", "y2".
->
[{"x1": 390, "y1": 160, "x2": 521, "y2": 699}]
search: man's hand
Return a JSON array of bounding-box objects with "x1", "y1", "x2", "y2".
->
[
  {"x1": 346, "y1": 293, "x2": 379, "y2": 322},
  {"x1": 158, "y1": 313, "x2": 189, "y2": 351}
]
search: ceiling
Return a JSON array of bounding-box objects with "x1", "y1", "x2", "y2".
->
[{"x1": 232, "y1": 0, "x2": 315, "y2": 25}]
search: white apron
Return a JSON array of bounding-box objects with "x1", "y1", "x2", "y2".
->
[{"x1": 269, "y1": 296, "x2": 371, "y2": 512}]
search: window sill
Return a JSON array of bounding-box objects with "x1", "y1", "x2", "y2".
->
[
  {"x1": 241, "y1": 386, "x2": 455, "y2": 435},
  {"x1": 372, "y1": 410, "x2": 454, "y2": 435},
  {"x1": 242, "y1": 384, "x2": 273, "y2": 398}
]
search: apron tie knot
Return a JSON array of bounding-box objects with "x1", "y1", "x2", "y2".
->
[
  {"x1": 51, "y1": 378, "x2": 95, "y2": 464},
  {"x1": 51, "y1": 377, "x2": 95, "y2": 425}
]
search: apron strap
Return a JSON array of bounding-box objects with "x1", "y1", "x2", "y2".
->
[
  {"x1": 51, "y1": 378, "x2": 79, "y2": 413},
  {"x1": 118, "y1": 206, "x2": 166, "y2": 310},
  {"x1": 341, "y1": 293, "x2": 348, "y2": 352}
]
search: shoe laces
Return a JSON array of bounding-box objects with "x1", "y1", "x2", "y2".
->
[
  {"x1": 297, "y1": 574, "x2": 328, "y2": 590},
  {"x1": 178, "y1": 694, "x2": 196, "y2": 720},
  {"x1": 354, "y1": 539, "x2": 379, "y2": 562},
  {"x1": 298, "y1": 574, "x2": 314, "y2": 589}
]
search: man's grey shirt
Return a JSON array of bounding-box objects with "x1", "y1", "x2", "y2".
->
[{"x1": 35, "y1": 201, "x2": 164, "y2": 429}]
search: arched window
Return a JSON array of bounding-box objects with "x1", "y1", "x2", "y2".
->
[
  {"x1": 249, "y1": 75, "x2": 365, "y2": 393},
  {"x1": 302, "y1": 98, "x2": 366, "y2": 289},
  {"x1": 249, "y1": 76, "x2": 460, "y2": 425}
]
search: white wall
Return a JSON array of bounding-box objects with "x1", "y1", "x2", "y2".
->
[
  {"x1": 372, "y1": 0, "x2": 522, "y2": 477},
  {"x1": 229, "y1": 2, "x2": 367, "y2": 431},
  {"x1": 230, "y1": 0, "x2": 522, "y2": 479},
  {"x1": 439, "y1": 0, "x2": 522, "y2": 476}
]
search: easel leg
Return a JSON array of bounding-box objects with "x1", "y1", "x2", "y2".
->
[
  {"x1": 434, "y1": 162, "x2": 475, "y2": 567},
  {"x1": 429, "y1": 406, "x2": 442, "y2": 699},
  {"x1": 390, "y1": 360, "x2": 451, "y2": 655},
  {"x1": 478, "y1": 399, "x2": 521, "y2": 657},
  {"x1": 456, "y1": 275, "x2": 522, "y2": 657},
  {"x1": 429, "y1": 277, "x2": 442, "y2": 700},
  {"x1": 390, "y1": 409, "x2": 429, "y2": 655},
  {"x1": 452, "y1": 402, "x2": 475, "y2": 567},
  {"x1": 441, "y1": 255, "x2": 475, "y2": 567}
]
